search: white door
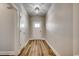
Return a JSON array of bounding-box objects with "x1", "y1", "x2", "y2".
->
[{"x1": 31, "y1": 21, "x2": 43, "y2": 39}]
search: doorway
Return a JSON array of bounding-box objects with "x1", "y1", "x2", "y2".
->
[{"x1": 29, "y1": 16, "x2": 46, "y2": 40}]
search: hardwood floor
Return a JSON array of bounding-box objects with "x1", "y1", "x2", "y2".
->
[{"x1": 18, "y1": 40, "x2": 56, "y2": 56}]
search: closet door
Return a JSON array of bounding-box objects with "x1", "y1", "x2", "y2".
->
[{"x1": 30, "y1": 16, "x2": 45, "y2": 39}]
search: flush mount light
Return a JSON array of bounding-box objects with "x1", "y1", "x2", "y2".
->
[
  {"x1": 34, "y1": 5, "x2": 40, "y2": 14},
  {"x1": 35, "y1": 7, "x2": 39, "y2": 13}
]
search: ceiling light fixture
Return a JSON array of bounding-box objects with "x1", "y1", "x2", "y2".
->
[
  {"x1": 35, "y1": 7, "x2": 39, "y2": 13},
  {"x1": 34, "y1": 5, "x2": 40, "y2": 14}
]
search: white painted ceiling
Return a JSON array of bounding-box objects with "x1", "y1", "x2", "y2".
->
[
  {"x1": 10, "y1": 3, "x2": 52, "y2": 16},
  {"x1": 23, "y1": 3, "x2": 51, "y2": 16},
  {"x1": 2, "y1": 3, "x2": 52, "y2": 16}
]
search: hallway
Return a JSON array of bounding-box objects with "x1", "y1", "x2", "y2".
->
[
  {"x1": 0, "y1": 3, "x2": 79, "y2": 56},
  {"x1": 18, "y1": 40, "x2": 56, "y2": 56}
]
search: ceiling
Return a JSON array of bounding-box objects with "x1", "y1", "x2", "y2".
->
[
  {"x1": 2, "y1": 3, "x2": 52, "y2": 16},
  {"x1": 14, "y1": 3, "x2": 52, "y2": 16},
  {"x1": 23, "y1": 3, "x2": 51, "y2": 16}
]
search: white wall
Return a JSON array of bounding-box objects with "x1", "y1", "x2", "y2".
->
[
  {"x1": 73, "y1": 4, "x2": 79, "y2": 55},
  {"x1": 30, "y1": 16, "x2": 45, "y2": 39},
  {"x1": 0, "y1": 4, "x2": 17, "y2": 51},
  {"x1": 19, "y1": 5, "x2": 29, "y2": 48},
  {"x1": 0, "y1": 4, "x2": 30, "y2": 55},
  {"x1": 46, "y1": 4, "x2": 73, "y2": 56}
]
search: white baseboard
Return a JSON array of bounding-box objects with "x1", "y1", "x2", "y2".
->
[
  {"x1": 0, "y1": 51, "x2": 15, "y2": 55},
  {"x1": 15, "y1": 40, "x2": 29, "y2": 55},
  {"x1": 45, "y1": 40, "x2": 60, "y2": 56},
  {"x1": 14, "y1": 40, "x2": 60, "y2": 56}
]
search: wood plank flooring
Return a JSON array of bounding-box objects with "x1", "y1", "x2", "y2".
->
[{"x1": 18, "y1": 40, "x2": 56, "y2": 56}]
